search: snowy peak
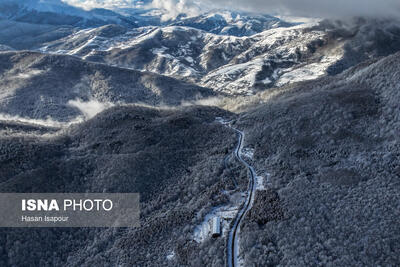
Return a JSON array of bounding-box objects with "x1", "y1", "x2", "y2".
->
[
  {"x1": 169, "y1": 10, "x2": 295, "y2": 37},
  {"x1": 1, "y1": 0, "x2": 87, "y2": 16},
  {"x1": 0, "y1": 0, "x2": 138, "y2": 27}
]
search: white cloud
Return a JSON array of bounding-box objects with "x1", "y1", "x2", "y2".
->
[
  {"x1": 151, "y1": 0, "x2": 202, "y2": 21},
  {"x1": 62, "y1": 0, "x2": 136, "y2": 10},
  {"x1": 150, "y1": 0, "x2": 400, "y2": 20},
  {"x1": 68, "y1": 98, "x2": 114, "y2": 119},
  {"x1": 62, "y1": 0, "x2": 400, "y2": 19},
  {"x1": 0, "y1": 113, "x2": 83, "y2": 128},
  {"x1": 216, "y1": 0, "x2": 400, "y2": 18}
]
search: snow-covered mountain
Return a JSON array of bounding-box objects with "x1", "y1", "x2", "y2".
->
[
  {"x1": 1, "y1": 0, "x2": 89, "y2": 16},
  {"x1": 37, "y1": 18, "x2": 400, "y2": 96},
  {"x1": 0, "y1": 51, "x2": 217, "y2": 121},
  {"x1": 0, "y1": 0, "x2": 138, "y2": 27},
  {"x1": 37, "y1": 21, "x2": 324, "y2": 95},
  {"x1": 170, "y1": 10, "x2": 295, "y2": 37},
  {"x1": 3, "y1": 1, "x2": 400, "y2": 96}
]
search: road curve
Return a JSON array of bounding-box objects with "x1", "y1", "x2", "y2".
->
[{"x1": 226, "y1": 125, "x2": 257, "y2": 267}]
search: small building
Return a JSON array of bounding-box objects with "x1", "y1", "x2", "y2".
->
[{"x1": 211, "y1": 216, "x2": 221, "y2": 238}]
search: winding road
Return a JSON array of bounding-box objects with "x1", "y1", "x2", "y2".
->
[{"x1": 226, "y1": 124, "x2": 257, "y2": 267}]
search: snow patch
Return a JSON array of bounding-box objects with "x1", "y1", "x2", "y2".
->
[
  {"x1": 166, "y1": 251, "x2": 175, "y2": 260},
  {"x1": 255, "y1": 175, "x2": 266, "y2": 190},
  {"x1": 260, "y1": 77, "x2": 272, "y2": 85},
  {"x1": 276, "y1": 53, "x2": 343, "y2": 86},
  {"x1": 151, "y1": 46, "x2": 175, "y2": 59},
  {"x1": 16, "y1": 69, "x2": 44, "y2": 79},
  {"x1": 185, "y1": 56, "x2": 194, "y2": 63}
]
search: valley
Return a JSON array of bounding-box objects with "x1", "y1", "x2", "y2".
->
[{"x1": 0, "y1": 0, "x2": 399, "y2": 266}]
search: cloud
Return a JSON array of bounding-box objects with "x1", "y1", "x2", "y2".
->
[
  {"x1": 151, "y1": 0, "x2": 201, "y2": 21},
  {"x1": 62, "y1": 0, "x2": 400, "y2": 19},
  {"x1": 0, "y1": 113, "x2": 83, "y2": 128},
  {"x1": 62, "y1": 0, "x2": 136, "y2": 10},
  {"x1": 68, "y1": 99, "x2": 114, "y2": 119},
  {"x1": 149, "y1": 0, "x2": 400, "y2": 19},
  {"x1": 224, "y1": 0, "x2": 400, "y2": 18},
  {"x1": 0, "y1": 99, "x2": 113, "y2": 130}
]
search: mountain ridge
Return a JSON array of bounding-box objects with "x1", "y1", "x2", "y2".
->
[{"x1": 0, "y1": 50, "x2": 218, "y2": 121}]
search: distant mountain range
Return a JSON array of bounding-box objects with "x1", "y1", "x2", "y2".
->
[
  {"x1": 35, "y1": 18, "x2": 400, "y2": 95},
  {"x1": 170, "y1": 10, "x2": 295, "y2": 36},
  {"x1": 1, "y1": 1, "x2": 399, "y2": 120},
  {"x1": 0, "y1": 0, "x2": 138, "y2": 27}
]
